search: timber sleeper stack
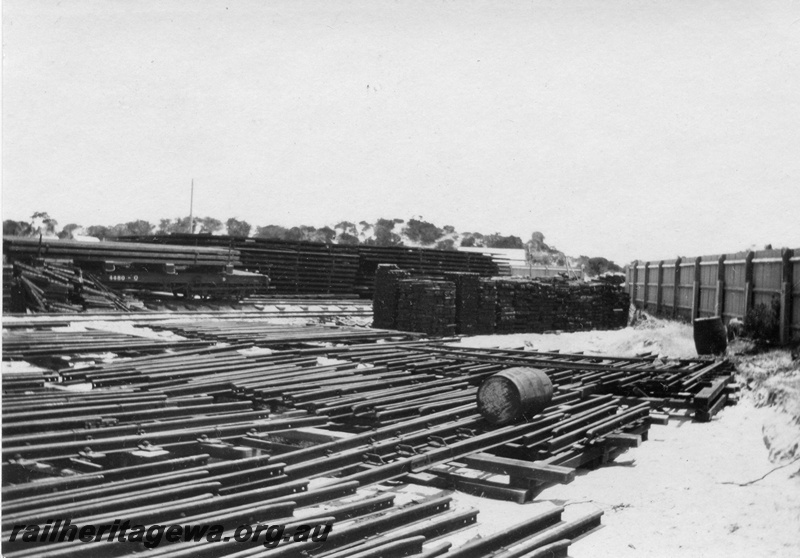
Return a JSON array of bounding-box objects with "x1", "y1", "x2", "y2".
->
[{"x1": 374, "y1": 274, "x2": 630, "y2": 336}]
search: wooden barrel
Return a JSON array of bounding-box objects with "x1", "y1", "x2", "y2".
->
[
  {"x1": 693, "y1": 316, "x2": 728, "y2": 355},
  {"x1": 477, "y1": 367, "x2": 554, "y2": 425}
]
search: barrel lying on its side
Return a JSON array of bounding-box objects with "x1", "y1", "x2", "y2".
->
[{"x1": 477, "y1": 367, "x2": 554, "y2": 425}]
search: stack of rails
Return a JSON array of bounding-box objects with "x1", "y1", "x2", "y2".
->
[
  {"x1": 2, "y1": 338, "x2": 622, "y2": 556},
  {"x1": 2, "y1": 329, "x2": 211, "y2": 362},
  {"x1": 1, "y1": 302, "x2": 373, "y2": 328},
  {"x1": 119, "y1": 234, "x2": 500, "y2": 297},
  {"x1": 406, "y1": 344, "x2": 738, "y2": 423},
  {"x1": 242, "y1": 293, "x2": 364, "y2": 303},
  {"x1": 3, "y1": 236, "x2": 239, "y2": 267},
  {"x1": 241, "y1": 244, "x2": 360, "y2": 296},
  {"x1": 119, "y1": 234, "x2": 362, "y2": 295},
  {"x1": 354, "y1": 245, "x2": 499, "y2": 297},
  {"x1": 141, "y1": 321, "x2": 419, "y2": 346},
  {"x1": 1, "y1": 383, "x2": 606, "y2": 555},
  {"x1": 3, "y1": 236, "x2": 270, "y2": 302},
  {"x1": 7, "y1": 261, "x2": 131, "y2": 313},
  {"x1": 2, "y1": 320, "x2": 740, "y2": 556}
]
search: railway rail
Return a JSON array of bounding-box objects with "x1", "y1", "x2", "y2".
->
[{"x1": 2, "y1": 315, "x2": 738, "y2": 557}]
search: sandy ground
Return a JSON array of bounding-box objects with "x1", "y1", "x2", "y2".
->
[
  {"x1": 452, "y1": 317, "x2": 699, "y2": 359},
  {"x1": 388, "y1": 398, "x2": 800, "y2": 558},
  {"x1": 555, "y1": 399, "x2": 800, "y2": 558}
]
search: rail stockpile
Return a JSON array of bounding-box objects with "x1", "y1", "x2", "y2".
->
[
  {"x1": 3, "y1": 236, "x2": 239, "y2": 266},
  {"x1": 2, "y1": 316, "x2": 738, "y2": 557},
  {"x1": 374, "y1": 274, "x2": 630, "y2": 336},
  {"x1": 3, "y1": 236, "x2": 269, "y2": 302},
  {"x1": 120, "y1": 234, "x2": 500, "y2": 297},
  {"x1": 5, "y1": 260, "x2": 132, "y2": 313}
]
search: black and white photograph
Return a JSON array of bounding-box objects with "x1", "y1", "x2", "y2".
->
[{"x1": 2, "y1": 1, "x2": 799, "y2": 557}]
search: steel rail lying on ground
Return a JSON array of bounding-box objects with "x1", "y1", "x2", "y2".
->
[{"x1": 1, "y1": 316, "x2": 738, "y2": 557}]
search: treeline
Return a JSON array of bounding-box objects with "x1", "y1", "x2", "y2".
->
[
  {"x1": 3, "y1": 213, "x2": 525, "y2": 250},
  {"x1": 3, "y1": 212, "x2": 622, "y2": 276}
]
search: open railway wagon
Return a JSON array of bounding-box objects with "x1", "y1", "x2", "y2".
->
[
  {"x1": 119, "y1": 233, "x2": 501, "y2": 297},
  {"x1": 2, "y1": 236, "x2": 269, "y2": 305}
]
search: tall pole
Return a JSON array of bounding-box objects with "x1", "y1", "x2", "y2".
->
[{"x1": 188, "y1": 179, "x2": 194, "y2": 234}]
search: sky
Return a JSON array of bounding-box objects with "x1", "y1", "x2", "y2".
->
[{"x1": 2, "y1": 0, "x2": 799, "y2": 263}]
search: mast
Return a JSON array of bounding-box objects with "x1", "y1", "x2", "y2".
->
[{"x1": 188, "y1": 179, "x2": 194, "y2": 234}]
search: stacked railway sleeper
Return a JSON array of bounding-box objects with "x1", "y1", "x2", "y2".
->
[
  {"x1": 2, "y1": 319, "x2": 738, "y2": 557},
  {"x1": 121, "y1": 234, "x2": 500, "y2": 297},
  {"x1": 374, "y1": 272, "x2": 630, "y2": 337}
]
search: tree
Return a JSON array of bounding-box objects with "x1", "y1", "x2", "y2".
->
[
  {"x1": 460, "y1": 232, "x2": 484, "y2": 247},
  {"x1": 30, "y1": 212, "x2": 58, "y2": 236},
  {"x1": 335, "y1": 221, "x2": 357, "y2": 236},
  {"x1": 226, "y1": 218, "x2": 252, "y2": 237},
  {"x1": 157, "y1": 217, "x2": 191, "y2": 235},
  {"x1": 528, "y1": 231, "x2": 547, "y2": 251},
  {"x1": 124, "y1": 220, "x2": 154, "y2": 236},
  {"x1": 372, "y1": 218, "x2": 403, "y2": 246},
  {"x1": 583, "y1": 257, "x2": 621, "y2": 277},
  {"x1": 337, "y1": 232, "x2": 360, "y2": 245},
  {"x1": 3, "y1": 220, "x2": 33, "y2": 236},
  {"x1": 196, "y1": 217, "x2": 223, "y2": 234},
  {"x1": 85, "y1": 225, "x2": 111, "y2": 240},
  {"x1": 484, "y1": 233, "x2": 523, "y2": 249},
  {"x1": 255, "y1": 225, "x2": 289, "y2": 239},
  {"x1": 284, "y1": 227, "x2": 305, "y2": 241},
  {"x1": 436, "y1": 239, "x2": 456, "y2": 250},
  {"x1": 316, "y1": 226, "x2": 336, "y2": 244},
  {"x1": 403, "y1": 218, "x2": 444, "y2": 245},
  {"x1": 58, "y1": 223, "x2": 82, "y2": 239}
]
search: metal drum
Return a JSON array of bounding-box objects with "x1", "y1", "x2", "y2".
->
[
  {"x1": 477, "y1": 367, "x2": 554, "y2": 425},
  {"x1": 693, "y1": 316, "x2": 728, "y2": 355}
]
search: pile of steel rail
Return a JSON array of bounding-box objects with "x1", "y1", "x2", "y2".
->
[
  {"x1": 3, "y1": 299, "x2": 373, "y2": 325},
  {"x1": 3, "y1": 236, "x2": 271, "y2": 303},
  {"x1": 120, "y1": 234, "x2": 500, "y2": 297},
  {"x1": 2, "y1": 319, "x2": 738, "y2": 557},
  {"x1": 2, "y1": 329, "x2": 210, "y2": 362},
  {"x1": 3, "y1": 236, "x2": 240, "y2": 267}
]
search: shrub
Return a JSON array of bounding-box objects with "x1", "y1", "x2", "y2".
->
[{"x1": 744, "y1": 297, "x2": 781, "y2": 343}]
